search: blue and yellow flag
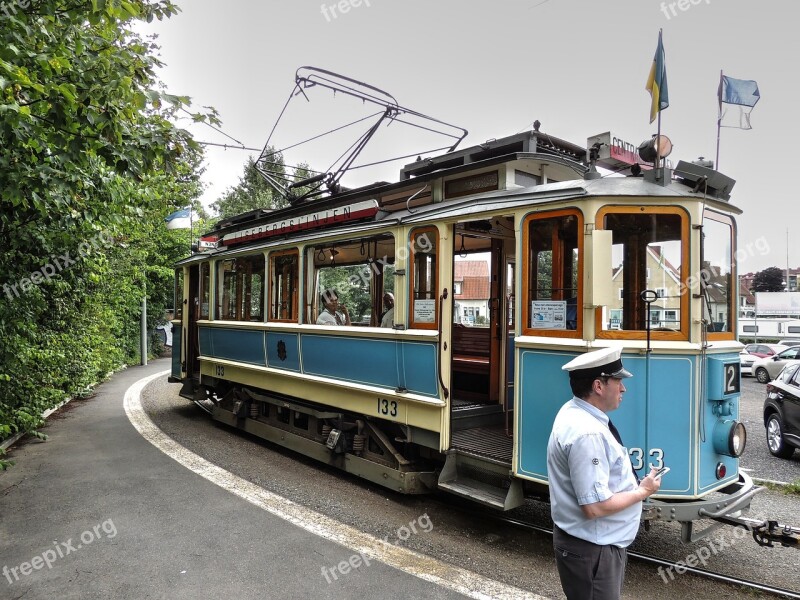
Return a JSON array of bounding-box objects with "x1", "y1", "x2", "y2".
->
[{"x1": 646, "y1": 31, "x2": 669, "y2": 124}]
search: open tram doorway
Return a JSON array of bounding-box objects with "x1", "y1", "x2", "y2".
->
[
  {"x1": 185, "y1": 262, "x2": 204, "y2": 380},
  {"x1": 450, "y1": 218, "x2": 515, "y2": 438}
]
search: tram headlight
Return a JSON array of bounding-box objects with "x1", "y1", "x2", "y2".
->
[{"x1": 713, "y1": 420, "x2": 747, "y2": 458}]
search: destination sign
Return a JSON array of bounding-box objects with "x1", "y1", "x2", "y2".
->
[
  {"x1": 588, "y1": 132, "x2": 674, "y2": 171},
  {"x1": 222, "y1": 199, "x2": 380, "y2": 246}
]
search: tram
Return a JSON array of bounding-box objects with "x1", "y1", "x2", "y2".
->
[{"x1": 168, "y1": 68, "x2": 794, "y2": 545}]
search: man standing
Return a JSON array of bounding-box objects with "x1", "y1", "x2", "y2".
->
[{"x1": 547, "y1": 347, "x2": 661, "y2": 600}]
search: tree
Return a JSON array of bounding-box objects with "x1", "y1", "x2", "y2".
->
[
  {"x1": 211, "y1": 153, "x2": 288, "y2": 219},
  {"x1": 0, "y1": 0, "x2": 208, "y2": 455},
  {"x1": 211, "y1": 155, "x2": 322, "y2": 219},
  {"x1": 751, "y1": 267, "x2": 785, "y2": 292}
]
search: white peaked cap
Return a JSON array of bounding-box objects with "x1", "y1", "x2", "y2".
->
[{"x1": 562, "y1": 346, "x2": 633, "y2": 380}]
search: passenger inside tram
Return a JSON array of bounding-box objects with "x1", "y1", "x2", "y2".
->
[{"x1": 316, "y1": 289, "x2": 351, "y2": 326}]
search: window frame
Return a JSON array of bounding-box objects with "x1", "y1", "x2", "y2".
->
[
  {"x1": 215, "y1": 253, "x2": 266, "y2": 322},
  {"x1": 174, "y1": 268, "x2": 184, "y2": 320},
  {"x1": 199, "y1": 262, "x2": 211, "y2": 320},
  {"x1": 520, "y1": 208, "x2": 584, "y2": 338},
  {"x1": 268, "y1": 248, "x2": 300, "y2": 323},
  {"x1": 595, "y1": 205, "x2": 689, "y2": 341},
  {"x1": 703, "y1": 210, "x2": 737, "y2": 341},
  {"x1": 408, "y1": 227, "x2": 439, "y2": 330}
]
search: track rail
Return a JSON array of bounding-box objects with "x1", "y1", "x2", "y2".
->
[{"x1": 490, "y1": 513, "x2": 800, "y2": 599}]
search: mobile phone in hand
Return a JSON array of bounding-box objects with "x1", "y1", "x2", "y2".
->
[{"x1": 653, "y1": 466, "x2": 670, "y2": 479}]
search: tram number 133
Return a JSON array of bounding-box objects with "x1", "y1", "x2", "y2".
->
[
  {"x1": 377, "y1": 398, "x2": 398, "y2": 417},
  {"x1": 627, "y1": 448, "x2": 664, "y2": 471}
]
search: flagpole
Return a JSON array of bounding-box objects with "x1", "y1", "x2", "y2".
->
[
  {"x1": 715, "y1": 70, "x2": 723, "y2": 168},
  {"x1": 656, "y1": 29, "x2": 664, "y2": 178}
]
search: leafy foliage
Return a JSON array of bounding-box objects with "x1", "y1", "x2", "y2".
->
[
  {"x1": 751, "y1": 267, "x2": 785, "y2": 293},
  {"x1": 0, "y1": 0, "x2": 207, "y2": 446},
  {"x1": 211, "y1": 153, "x2": 288, "y2": 219},
  {"x1": 210, "y1": 154, "x2": 321, "y2": 219}
]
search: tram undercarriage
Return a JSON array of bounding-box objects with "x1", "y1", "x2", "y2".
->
[{"x1": 194, "y1": 379, "x2": 441, "y2": 494}]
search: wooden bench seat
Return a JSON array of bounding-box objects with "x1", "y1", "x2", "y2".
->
[{"x1": 452, "y1": 326, "x2": 490, "y2": 373}]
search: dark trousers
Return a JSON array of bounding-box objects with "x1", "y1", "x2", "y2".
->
[{"x1": 553, "y1": 524, "x2": 627, "y2": 600}]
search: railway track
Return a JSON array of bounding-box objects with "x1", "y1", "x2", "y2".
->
[{"x1": 490, "y1": 512, "x2": 800, "y2": 599}]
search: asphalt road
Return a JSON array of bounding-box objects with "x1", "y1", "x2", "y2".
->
[
  {"x1": 2, "y1": 366, "x2": 797, "y2": 600},
  {"x1": 738, "y1": 375, "x2": 800, "y2": 484},
  {"x1": 140, "y1": 374, "x2": 800, "y2": 598}
]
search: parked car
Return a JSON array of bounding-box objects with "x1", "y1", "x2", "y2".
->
[
  {"x1": 777, "y1": 339, "x2": 800, "y2": 347},
  {"x1": 763, "y1": 362, "x2": 800, "y2": 458},
  {"x1": 740, "y1": 343, "x2": 785, "y2": 377},
  {"x1": 752, "y1": 345, "x2": 800, "y2": 383}
]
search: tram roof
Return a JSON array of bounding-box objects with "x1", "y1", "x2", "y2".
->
[{"x1": 190, "y1": 129, "x2": 738, "y2": 263}]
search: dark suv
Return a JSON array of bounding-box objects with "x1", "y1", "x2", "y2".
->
[{"x1": 763, "y1": 363, "x2": 800, "y2": 458}]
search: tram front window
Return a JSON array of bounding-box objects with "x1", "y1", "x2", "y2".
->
[
  {"x1": 701, "y1": 212, "x2": 735, "y2": 336},
  {"x1": 597, "y1": 208, "x2": 687, "y2": 337}
]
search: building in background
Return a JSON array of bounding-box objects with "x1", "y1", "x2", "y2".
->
[
  {"x1": 453, "y1": 260, "x2": 489, "y2": 325},
  {"x1": 607, "y1": 246, "x2": 681, "y2": 330}
]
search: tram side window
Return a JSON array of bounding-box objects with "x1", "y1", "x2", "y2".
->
[
  {"x1": 270, "y1": 250, "x2": 299, "y2": 322},
  {"x1": 598, "y1": 209, "x2": 686, "y2": 336},
  {"x1": 311, "y1": 234, "x2": 395, "y2": 326},
  {"x1": 701, "y1": 212, "x2": 735, "y2": 336},
  {"x1": 523, "y1": 211, "x2": 581, "y2": 335},
  {"x1": 199, "y1": 262, "x2": 210, "y2": 319},
  {"x1": 174, "y1": 268, "x2": 183, "y2": 320},
  {"x1": 217, "y1": 255, "x2": 265, "y2": 321},
  {"x1": 409, "y1": 228, "x2": 438, "y2": 329}
]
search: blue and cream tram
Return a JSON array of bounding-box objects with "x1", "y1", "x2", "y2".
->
[{"x1": 170, "y1": 126, "x2": 760, "y2": 542}]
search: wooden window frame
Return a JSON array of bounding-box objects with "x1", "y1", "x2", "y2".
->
[
  {"x1": 703, "y1": 211, "x2": 737, "y2": 341},
  {"x1": 521, "y1": 208, "x2": 584, "y2": 338},
  {"x1": 199, "y1": 262, "x2": 211, "y2": 319},
  {"x1": 216, "y1": 254, "x2": 265, "y2": 322},
  {"x1": 595, "y1": 205, "x2": 689, "y2": 341},
  {"x1": 408, "y1": 227, "x2": 439, "y2": 330},
  {"x1": 174, "y1": 268, "x2": 184, "y2": 320},
  {"x1": 269, "y1": 249, "x2": 300, "y2": 323}
]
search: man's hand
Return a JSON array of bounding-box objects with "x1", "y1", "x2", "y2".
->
[{"x1": 638, "y1": 467, "x2": 663, "y2": 499}]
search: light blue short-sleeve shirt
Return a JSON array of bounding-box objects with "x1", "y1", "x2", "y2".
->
[{"x1": 547, "y1": 397, "x2": 641, "y2": 547}]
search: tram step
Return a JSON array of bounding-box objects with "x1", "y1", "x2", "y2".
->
[
  {"x1": 437, "y1": 476, "x2": 523, "y2": 510},
  {"x1": 451, "y1": 403, "x2": 504, "y2": 430},
  {"x1": 437, "y1": 453, "x2": 523, "y2": 510}
]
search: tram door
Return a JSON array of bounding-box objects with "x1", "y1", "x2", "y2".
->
[
  {"x1": 487, "y1": 238, "x2": 504, "y2": 403},
  {"x1": 186, "y1": 264, "x2": 200, "y2": 378},
  {"x1": 450, "y1": 230, "x2": 507, "y2": 407}
]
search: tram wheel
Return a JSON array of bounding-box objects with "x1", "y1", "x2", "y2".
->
[
  {"x1": 755, "y1": 368, "x2": 770, "y2": 384},
  {"x1": 766, "y1": 414, "x2": 795, "y2": 459}
]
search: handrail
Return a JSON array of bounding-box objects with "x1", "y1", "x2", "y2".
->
[{"x1": 438, "y1": 288, "x2": 450, "y2": 400}]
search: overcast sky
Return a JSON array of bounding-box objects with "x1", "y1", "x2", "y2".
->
[{"x1": 143, "y1": 0, "x2": 798, "y2": 273}]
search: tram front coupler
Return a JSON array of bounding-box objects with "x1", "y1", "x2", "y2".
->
[
  {"x1": 703, "y1": 514, "x2": 800, "y2": 548},
  {"x1": 644, "y1": 472, "x2": 763, "y2": 542},
  {"x1": 749, "y1": 519, "x2": 800, "y2": 548}
]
